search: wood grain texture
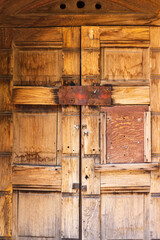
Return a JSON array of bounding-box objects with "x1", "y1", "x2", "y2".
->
[
  {"x1": 12, "y1": 165, "x2": 61, "y2": 190},
  {"x1": 62, "y1": 157, "x2": 79, "y2": 193},
  {"x1": 13, "y1": 87, "x2": 59, "y2": 105},
  {"x1": 101, "y1": 48, "x2": 149, "y2": 85},
  {"x1": 95, "y1": 163, "x2": 159, "y2": 172},
  {"x1": 61, "y1": 195, "x2": 79, "y2": 239},
  {"x1": 101, "y1": 171, "x2": 150, "y2": 189},
  {"x1": 0, "y1": 51, "x2": 12, "y2": 76},
  {"x1": 0, "y1": 79, "x2": 12, "y2": 112},
  {"x1": 104, "y1": 106, "x2": 148, "y2": 163},
  {"x1": 13, "y1": 112, "x2": 58, "y2": 165},
  {"x1": 0, "y1": 193, "x2": 11, "y2": 237},
  {"x1": 0, "y1": 157, "x2": 12, "y2": 192},
  {"x1": 17, "y1": 191, "x2": 61, "y2": 238},
  {"x1": 151, "y1": 196, "x2": 160, "y2": 239},
  {"x1": 100, "y1": 26, "x2": 150, "y2": 42},
  {"x1": 101, "y1": 193, "x2": 148, "y2": 239},
  {"x1": 0, "y1": 115, "x2": 12, "y2": 153},
  {"x1": 152, "y1": 115, "x2": 160, "y2": 154},
  {"x1": 82, "y1": 197, "x2": 100, "y2": 240},
  {"x1": 13, "y1": 47, "x2": 62, "y2": 86},
  {"x1": 81, "y1": 27, "x2": 100, "y2": 86},
  {"x1": 111, "y1": 86, "x2": 150, "y2": 105},
  {"x1": 82, "y1": 158, "x2": 100, "y2": 195},
  {"x1": 144, "y1": 111, "x2": 151, "y2": 162},
  {"x1": 150, "y1": 78, "x2": 160, "y2": 112}
]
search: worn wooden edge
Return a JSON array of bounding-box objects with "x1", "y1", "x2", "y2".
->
[
  {"x1": 12, "y1": 165, "x2": 62, "y2": 191},
  {"x1": 13, "y1": 86, "x2": 150, "y2": 105},
  {"x1": 95, "y1": 163, "x2": 159, "y2": 172},
  {"x1": 101, "y1": 186, "x2": 150, "y2": 193},
  {"x1": 1, "y1": 13, "x2": 160, "y2": 27}
]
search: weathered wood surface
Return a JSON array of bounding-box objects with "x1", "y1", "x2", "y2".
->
[
  {"x1": 13, "y1": 86, "x2": 150, "y2": 105},
  {"x1": 13, "y1": 191, "x2": 61, "y2": 239},
  {"x1": 103, "y1": 106, "x2": 148, "y2": 163},
  {"x1": 12, "y1": 165, "x2": 61, "y2": 190},
  {"x1": 1, "y1": 0, "x2": 160, "y2": 27},
  {"x1": 13, "y1": 112, "x2": 58, "y2": 165},
  {"x1": 101, "y1": 193, "x2": 149, "y2": 239},
  {"x1": 95, "y1": 163, "x2": 159, "y2": 172}
]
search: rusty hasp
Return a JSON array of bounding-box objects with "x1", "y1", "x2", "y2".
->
[{"x1": 59, "y1": 86, "x2": 111, "y2": 106}]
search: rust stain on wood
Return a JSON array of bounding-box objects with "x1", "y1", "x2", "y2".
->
[{"x1": 59, "y1": 86, "x2": 111, "y2": 106}]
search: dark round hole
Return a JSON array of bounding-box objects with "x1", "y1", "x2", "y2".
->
[
  {"x1": 77, "y1": 1, "x2": 85, "y2": 8},
  {"x1": 60, "y1": 3, "x2": 66, "y2": 9},
  {"x1": 95, "y1": 3, "x2": 101, "y2": 9}
]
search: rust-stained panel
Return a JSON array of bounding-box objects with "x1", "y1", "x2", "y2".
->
[
  {"x1": 59, "y1": 86, "x2": 111, "y2": 106},
  {"x1": 103, "y1": 106, "x2": 148, "y2": 163}
]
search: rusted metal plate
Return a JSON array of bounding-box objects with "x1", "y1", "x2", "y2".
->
[{"x1": 59, "y1": 86, "x2": 111, "y2": 106}]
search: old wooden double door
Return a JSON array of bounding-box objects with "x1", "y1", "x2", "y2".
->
[{"x1": 1, "y1": 26, "x2": 160, "y2": 240}]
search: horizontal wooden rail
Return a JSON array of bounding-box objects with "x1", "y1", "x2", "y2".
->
[
  {"x1": 12, "y1": 165, "x2": 61, "y2": 191},
  {"x1": 95, "y1": 163, "x2": 159, "y2": 172},
  {"x1": 12, "y1": 86, "x2": 150, "y2": 105}
]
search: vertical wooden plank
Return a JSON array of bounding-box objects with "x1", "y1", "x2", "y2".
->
[
  {"x1": 100, "y1": 112, "x2": 106, "y2": 164},
  {"x1": 144, "y1": 111, "x2": 151, "y2": 162},
  {"x1": 150, "y1": 26, "x2": 160, "y2": 239},
  {"x1": 61, "y1": 27, "x2": 80, "y2": 240},
  {"x1": 81, "y1": 26, "x2": 100, "y2": 240},
  {"x1": 0, "y1": 28, "x2": 13, "y2": 239}
]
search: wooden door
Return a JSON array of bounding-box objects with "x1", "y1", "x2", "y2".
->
[
  {"x1": 80, "y1": 26, "x2": 160, "y2": 240},
  {"x1": 0, "y1": 26, "x2": 160, "y2": 240}
]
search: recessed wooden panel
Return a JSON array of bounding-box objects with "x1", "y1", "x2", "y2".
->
[
  {"x1": 0, "y1": 79, "x2": 12, "y2": 111},
  {"x1": 0, "y1": 51, "x2": 11, "y2": 75},
  {"x1": 103, "y1": 106, "x2": 148, "y2": 163},
  {"x1": 17, "y1": 192, "x2": 61, "y2": 238},
  {"x1": 0, "y1": 115, "x2": 12, "y2": 153},
  {"x1": 82, "y1": 197, "x2": 100, "y2": 240},
  {"x1": 61, "y1": 195, "x2": 79, "y2": 239},
  {"x1": 101, "y1": 48, "x2": 149, "y2": 83},
  {"x1": 13, "y1": 112, "x2": 58, "y2": 165},
  {"x1": 101, "y1": 193, "x2": 147, "y2": 240},
  {"x1": 0, "y1": 157, "x2": 11, "y2": 191},
  {"x1": 13, "y1": 47, "x2": 62, "y2": 86},
  {"x1": 0, "y1": 193, "x2": 11, "y2": 237},
  {"x1": 151, "y1": 196, "x2": 160, "y2": 239}
]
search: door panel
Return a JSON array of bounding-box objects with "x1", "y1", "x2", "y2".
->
[
  {"x1": 11, "y1": 27, "x2": 80, "y2": 240},
  {"x1": 81, "y1": 26, "x2": 159, "y2": 240}
]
